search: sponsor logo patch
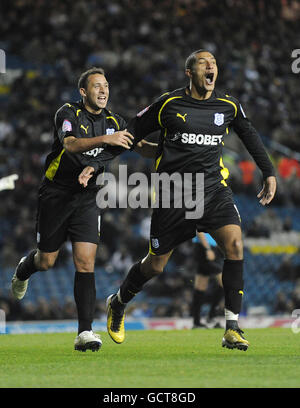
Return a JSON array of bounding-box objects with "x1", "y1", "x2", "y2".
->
[
  {"x1": 83, "y1": 147, "x2": 104, "y2": 157},
  {"x1": 176, "y1": 113, "x2": 187, "y2": 122},
  {"x1": 181, "y1": 133, "x2": 223, "y2": 145},
  {"x1": 62, "y1": 119, "x2": 72, "y2": 132},
  {"x1": 80, "y1": 124, "x2": 89, "y2": 134},
  {"x1": 170, "y1": 132, "x2": 182, "y2": 141}
]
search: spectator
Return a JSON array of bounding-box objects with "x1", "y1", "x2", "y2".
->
[
  {"x1": 247, "y1": 209, "x2": 283, "y2": 237},
  {"x1": 276, "y1": 256, "x2": 297, "y2": 282},
  {"x1": 273, "y1": 291, "x2": 294, "y2": 315}
]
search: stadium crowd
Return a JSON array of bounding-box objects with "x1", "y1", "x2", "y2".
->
[{"x1": 0, "y1": 0, "x2": 299, "y2": 320}]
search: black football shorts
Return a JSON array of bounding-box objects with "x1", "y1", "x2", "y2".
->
[
  {"x1": 149, "y1": 186, "x2": 241, "y2": 256},
  {"x1": 36, "y1": 181, "x2": 101, "y2": 252}
]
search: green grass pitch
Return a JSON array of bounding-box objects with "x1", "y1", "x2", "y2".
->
[{"x1": 0, "y1": 328, "x2": 299, "y2": 388}]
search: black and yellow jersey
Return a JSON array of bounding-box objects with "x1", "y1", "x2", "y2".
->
[
  {"x1": 107, "y1": 87, "x2": 274, "y2": 195},
  {"x1": 43, "y1": 100, "x2": 126, "y2": 190}
]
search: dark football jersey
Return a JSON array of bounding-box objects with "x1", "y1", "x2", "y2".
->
[
  {"x1": 102, "y1": 88, "x2": 274, "y2": 196},
  {"x1": 43, "y1": 101, "x2": 126, "y2": 190},
  {"x1": 127, "y1": 88, "x2": 274, "y2": 193}
]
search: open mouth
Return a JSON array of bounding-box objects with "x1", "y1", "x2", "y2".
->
[
  {"x1": 97, "y1": 96, "x2": 106, "y2": 103},
  {"x1": 205, "y1": 73, "x2": 214, "y2": 85}
]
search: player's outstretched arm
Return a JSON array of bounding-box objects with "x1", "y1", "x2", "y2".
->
[
  {"x1": 64, "y1": 130, "x2": 134, "y2": 154},
  {"x1": 232, "y1": 100, "x2": 277, "y2": 205},
  {"x1": 257, "y1": 176, "x2": 277, "y2": 206},
  {"x1": 134, "y1": 140, "x2": 158, "y2": 158}
]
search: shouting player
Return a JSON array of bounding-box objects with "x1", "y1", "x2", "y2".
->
[{"x1": 106, "y1": 50, "x2": 276, "y2": 351}]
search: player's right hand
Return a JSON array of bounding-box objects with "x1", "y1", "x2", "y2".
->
[
  {"x1": 104, "y1": 129, "x2": 134, "y2": 149},
  {"x1": 257, "y1": 176, "x2": 277, "y2": 206},
  {"x1": 78, "y1": 166, "x2": 95, "y2": 188}
]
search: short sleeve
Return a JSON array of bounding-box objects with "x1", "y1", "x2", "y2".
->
[
  {"x1": 55, "y1": 105, "x2": 80, "y2": 143},
  {"x1": 127, "y1": 94, "x2": 168, "y2": 147}
]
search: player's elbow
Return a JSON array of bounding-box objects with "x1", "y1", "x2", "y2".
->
[{"x1": 63, "y1": 137, "x2": 80, "y2": 154}]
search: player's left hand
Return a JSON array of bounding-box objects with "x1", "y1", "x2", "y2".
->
[
  {"x1": 78, "y1": 166, "x2": 95, "y2": 188},
  {"x1": 257, "y1": 176, "x2": 277, "y2": 206}
]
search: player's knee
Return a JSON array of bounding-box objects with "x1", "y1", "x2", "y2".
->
[
  {"x1": 142, "y1": 254, "x2": 168, "y2": 278},
  {"x1": 225, "y1": 238, "x2": 243, "y2": 259},
  {"x1": 74, "y1": 258, "x2": 95, "y2": 273},
  {"x1": 37, "y1": 257, "x2": 56, "y2": 271},
  {"x1": 147, "y1": 262, "x2": 164, "y2": 277}
]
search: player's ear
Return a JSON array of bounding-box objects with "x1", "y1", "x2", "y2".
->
[
  {"x1": 185, "y1": 69, "x2": 193, "y2": 79},
  {"x1": 79, "y1": 87, "x2": 87, "y2": 98}
]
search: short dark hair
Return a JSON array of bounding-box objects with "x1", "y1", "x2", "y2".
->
[
  {"x1": 78, "y1": 67, "x2": 105, "y2": 90},
  {"x1": 185, "y1": 49, "x2": 207, "y2": 71}
]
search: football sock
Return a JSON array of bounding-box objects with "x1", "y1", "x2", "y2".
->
[
  {"x1": 74, "y1": 271, "x2": 96, "y2": 335},
  {"x1": 112, "y1": 262, "x2": 150, "y2": 310},
  {"x1": 16, "y1": 249, "x2": 38, "y2": 281},
  {"x1": 225, "y1": 309, "x2": 239, "y2": 330},
  {"x1": 222, "y1": 259, "x2": 244, "y2": 329},
  {"x1": 191, "y1": 289, "x2": 205, "y2": 326}
]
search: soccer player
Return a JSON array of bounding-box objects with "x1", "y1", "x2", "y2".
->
[
  {"x1": 11, "y1": 67, "x2": 135, "y2": 352},
  {"x1": 190, "y1": 231, "x2": 224, "y2": 329},
  {"x1": 106, "y1": 50, "x2": 277, "y2": 351}
]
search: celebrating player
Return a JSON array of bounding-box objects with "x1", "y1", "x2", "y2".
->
[
  {"x1": 11, "y1": 67, "x2": 134, "y2": 352},
  {"x1": 106, "y1": 50, "x2": 276, "y2": 351}
]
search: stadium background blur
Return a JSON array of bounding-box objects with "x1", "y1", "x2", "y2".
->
[{"x1": 0, "y1": 0, "x2": 300, "y2": 324}]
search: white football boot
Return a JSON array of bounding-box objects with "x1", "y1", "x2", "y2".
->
[
  {"x1": 74, "y1": 330, "x2": 102, "y2": 352},
  {"x1": 11, "y1": 257, "x2": 28, "y2": 300}
]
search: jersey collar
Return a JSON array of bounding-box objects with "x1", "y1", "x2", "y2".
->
[{"x1": 183, "y1": 87, "x2": 217, "y2": 103}]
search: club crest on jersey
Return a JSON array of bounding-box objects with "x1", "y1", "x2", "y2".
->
[
  {"x1": 106, "y1": 128, "x2": 115, "y2": 135},
  {"x1": 151, "y1": 238, "x2": 159, "y2": 249},
  {"x1": 214, "y1": 113, "x2": 224, "y2": 126}
]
